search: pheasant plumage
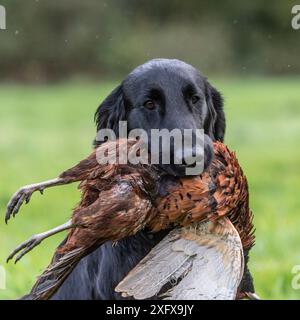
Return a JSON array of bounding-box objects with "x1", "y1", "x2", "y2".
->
[
  {"x1": 149, "y1": 142, "x2": 255, "y2": 252},
  {"x1": 6, "y1": 139, "x2": 255, "y2": 300}
]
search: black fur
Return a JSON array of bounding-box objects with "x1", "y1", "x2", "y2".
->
[{"x1": 42, "y1": 58, "x2": 246, "y2": 300}]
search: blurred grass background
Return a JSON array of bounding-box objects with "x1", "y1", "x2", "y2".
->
[
  {"x1": 0, "y1": 78, "x2": 300, "y2": 299},
  {"x1": 0, "y1": 0, "x2": 300, "y2": 300}
]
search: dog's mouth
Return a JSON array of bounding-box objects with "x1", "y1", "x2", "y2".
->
[{"x1": 158, "y1": 160, "x2": 204, "y2": 177}]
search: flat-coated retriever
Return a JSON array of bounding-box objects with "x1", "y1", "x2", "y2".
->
[{"x1": 26, "y1": 59, "x2": 254, "y2": 299}]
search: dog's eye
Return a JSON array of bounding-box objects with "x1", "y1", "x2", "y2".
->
[
  {"x1": 191, "y1": 95, "x2": 200, "y2": 104},
  {"x1": 144, "y1": 100, "x2": 155, "y2": 110}
]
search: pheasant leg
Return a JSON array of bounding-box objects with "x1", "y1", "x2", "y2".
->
[
  {"x1": 5, "y1": 178, "x2": 69, "y2": 223},
  {"x1": 7, "y1": 220, "x2": 74, "y2": 264}
]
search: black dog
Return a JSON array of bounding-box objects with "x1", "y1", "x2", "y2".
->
[{"x1": 26, "y1": 59, "x2": 253, "y2": 299}]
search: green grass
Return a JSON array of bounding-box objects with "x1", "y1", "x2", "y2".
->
[{"x1": 0, "y1": 77, "x2": 300, "y2": 299}]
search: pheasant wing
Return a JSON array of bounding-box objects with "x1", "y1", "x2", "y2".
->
[{"x1": 115, "y1": 217, "x2": 244, "y2": 300}]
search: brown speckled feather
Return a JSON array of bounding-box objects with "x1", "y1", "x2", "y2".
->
[{"x1": 149, "y1": 142, "x2": 255, "y2": 250}]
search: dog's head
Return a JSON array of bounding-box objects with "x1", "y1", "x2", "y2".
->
[{"x1": 94, "y1": 59, "x2": 225, "y2": 176}]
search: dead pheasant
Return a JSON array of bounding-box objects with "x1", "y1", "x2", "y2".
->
[{"x1": 5, "y1": 139, "x2": 255, "y2": 300}]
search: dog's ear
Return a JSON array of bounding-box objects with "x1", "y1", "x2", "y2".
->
[
  {"x1": 94, "y1": 84, "x2": 126, "y2": 145},
  {"x1": 204, "y1": 80, "x2": 226, "y2": 142}
]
